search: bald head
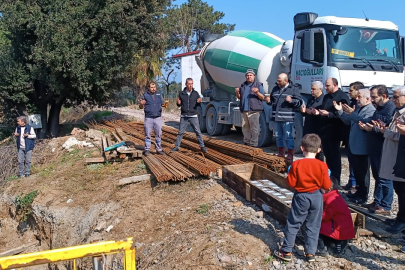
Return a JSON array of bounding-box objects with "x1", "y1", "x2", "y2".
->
[
  {"x1": 277, "y1": 73, "x2": 289, "y2": 88},
  {"x1": 325, "y1": 77, "x2": 338, "y2": 94}
]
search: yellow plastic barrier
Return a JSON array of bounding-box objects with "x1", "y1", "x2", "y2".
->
[{"x1": 0, "y1": 237, "x2": 135, "y2": 270}]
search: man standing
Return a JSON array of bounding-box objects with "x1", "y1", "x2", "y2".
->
[
  {"x1": 235, "y1": 69, "x2": 265, "y2": 147},
  {"x1": 300, "y1": 81, "x2": 324, "y2": 161},
  {"x1": 334, "y1": 89, "x2": 375, "y2": 204},
  {"x1": 372, "y1": 86, "x2": 405, "y2": 233},
  {"x1": 265, "y1": 73, "x2": 302, "y2": 163},
  {"x1": 358, "y1": 85, "x2": 395, "y2": 214},
  {"x1": 313, "y1": 78, "x2": 349, "y2": 184},
  {"x1": 14, "y1": 116, "x2": 36, "y2": 178},
  {"x1": 171, "y1": 78, "x2": 207, "y2": 153},
  {"x1": 139, "y1": 82, "x2": 165, "y2": 156},
  {"x1": 341, "y1": 81, "x2": 364, "y2": 193}
]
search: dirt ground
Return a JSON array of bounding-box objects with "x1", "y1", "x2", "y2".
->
[{"x1": 1, "y1": 109, "x2": 405, "y2": 270}]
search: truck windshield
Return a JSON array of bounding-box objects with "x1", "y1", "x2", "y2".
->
[{"x1": 327, "y1": 27, "x2": 402, "y2": 65}]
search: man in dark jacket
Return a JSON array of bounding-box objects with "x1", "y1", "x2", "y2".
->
[
  {"x1": 139, "y1": 82, "x2": 165, "y2": 156},
  {"x1": 235, "y1": 69, "x2": 265, "y2": 147},
  {"x1": 392, "y1": 120, "x2": 405, "y2": 233},
  {"x1": 14, "y1": 116, "x2": 36, "y2": 178},
  {"x1": 358, "y1": 85, "x2": 396, "y2": 214},
  {"x1": 171, "y1": 78, "x2": 207, "y2": 153},
  {"x1": 313, "y1": 78, "x2": 349, "y2": 185},
  {"x1": 265, "y1": 73, "x2": 302, "y2": 163},
  {"x1": 301, "y1": 81, "x2": 324, "y2": 161}
]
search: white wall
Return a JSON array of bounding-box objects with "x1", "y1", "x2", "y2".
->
[{"x1": 181, "y1": 55, "x2": 202, "y2": 95}]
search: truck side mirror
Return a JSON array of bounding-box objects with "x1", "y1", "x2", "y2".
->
[
  {"x1": 401, "y1": 36, "x2": 405, "y2": 64},
  {"x1": 301, "y1": 31, "x2": 314, "y2": 62}
]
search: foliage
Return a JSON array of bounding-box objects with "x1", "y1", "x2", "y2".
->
[
  {"x1": 0, "y1": 0, "x2": 171, "y2": 138},
  {"x1": 195, "y1": 203, "x2": 210, "y2": 214},
  {"x1": 93, "y1": 111, "x2": 113, "y2": 121},
  {"x1": 16, "y1": 190, "x2": 38, "y2": 222}
]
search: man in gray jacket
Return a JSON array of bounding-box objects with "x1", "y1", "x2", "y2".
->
[{"x1": 334, "y1": 89, "x2": 375, "y2": 204}]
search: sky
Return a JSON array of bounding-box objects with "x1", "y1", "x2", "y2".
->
[{"x1": 170, "y1": 0, "x2": 405, "y2": 81}]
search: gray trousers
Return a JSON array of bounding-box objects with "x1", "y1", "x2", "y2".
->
[
  {"x1": 174, "y1": 117, "x2": 205, "y2": 148},
  {"x1": 18, "y1": 148, "x2": 32, "y2": 176},
  {"x1": 281, "y1": 190, "x2": 323, "y2": 255},
  {"x1": 144, "y1": 117, "x2": 163, "y2": 151}
]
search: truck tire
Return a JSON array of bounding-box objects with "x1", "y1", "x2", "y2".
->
[
  {"x1": 235, "y1": 126, "x2": 242, "y2": 133},
  {"x1": 258, "y1": 111, "x2": 272, "y2": 147},
  {"x1": 206, "y1": 106, "x2": 223, "y2": 136},
  {"x1": 293, "y1": 112, "x2": 303, "y2": 154},
  {"x1": 197, "y1": 107, "x2": 207, "y2": 133},
  {"x1": 221, "y1": 124, "x2": 231, "y2": 135}
]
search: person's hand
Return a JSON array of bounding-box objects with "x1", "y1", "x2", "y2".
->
[
  {"x1": 377, "y1": 49, "x2": 382, "y2": 54},
  {"x1": 23, "y1": 133, "x2": 28, "y2": 137},
  {"x1": 300, "y1": 105, "x2": 306, "y2": 114},
  {"x1": 396, "y1": 123, "x2": 405, "y2": 135},
  {"x1": 140, "y1": 99, "x2": 146, "y2": 105},
  {"x1": 358, "y1": 121, "x2": 365, "y2": 130},
  {"x1": 14, "y1": 132, "x2": 19, "y2": 137},
  {"x1": 286, "y1": 96, "x2": 292, "y2": 103},
  {"x1": 177, "y1": 98, "x2": 181, "y2": 105},
  {"x1": 197, "y1": 97, "x2": 202, "y2": 103},
  {"x1": 305, "y1": 108, "x2": 312, "y2": 115},
  {"x1": 312, "y1": 108, "x2": 320, "y2": 115},
  {"x1": 363, "y1": 122, "x2": 373, "y2": 132},
  {"x1": 319, "y1": 109, "x2": 329, "y2": 116},
  {"x1": 251, "y1": 87, "x2": 259, "y2": 94},
  {"x1": 372, "y1": 120, "x2": 387, "y2": 133},
  {"x1": 333, "y1": 101, "x2": 342, "y2": 111},
  {"x1": 383, "y1": 48, "x2": 387, "y2": 54},
  {"x1": 235, "y1": 88, "x2": 240, "y2": 94},
  {"x1": 343, "y1": 104, "x2": 355, "y2": 115},
  {"x1": 265, "y1": 96, "x2": 270, "y2": 103}
]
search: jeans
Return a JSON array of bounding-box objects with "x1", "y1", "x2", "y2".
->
[
  {"x1": 352, "y1": 154, "x2": 370, "y2": 200},
  {"x1": 281, "y1": 190, "x2": 323, "y2": 255},
  {"x1": 273, "y1": 121, "x2": 294, "y2": 150},
  {"x1": 370, "y1": 154, "x2": 393, "y2": 210},
  {"x1": 18, "y1": 148, "x2": 32, "y2": 176},
  {"x1": 321, "y1": 138, "x2": 342, "y2": 184},
  {"x1": 241, "y1": 111, "x2": 260, "y2": 147},
  {"x1": 144, "y1": 117, "x2": 163, "y2": 151},
  {"x1": 174, "y1": 117, "x2": 205, "y2": 148}
]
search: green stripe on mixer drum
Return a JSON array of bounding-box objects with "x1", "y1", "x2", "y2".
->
[
  {"x1": 215, "y1": 82, "x2": 237, "y2": 94},
  {"x1": 228, "y1": 30, "x2": 282, "y2": 48},
  {"x1": 205, "y1": 48, "x2": 260, "y2": 73}
]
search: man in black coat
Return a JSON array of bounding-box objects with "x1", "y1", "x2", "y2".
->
[{"x1": 312, "y1": 78, "x2": 349, "y2": 185}]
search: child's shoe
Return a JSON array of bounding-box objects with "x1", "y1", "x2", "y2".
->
[
  {"x1": 274, "y1": 250, "x2": 292, "y2": 262},
  {"x1": 315, "y1": 247, "x2": 328, "y2": 257}
]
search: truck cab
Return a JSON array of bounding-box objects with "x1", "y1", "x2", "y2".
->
[{"x1": 291, "y1": 12, "x2": 404, "y2": 97}]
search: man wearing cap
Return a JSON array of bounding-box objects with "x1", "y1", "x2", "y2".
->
[
  {"x1": 265, "y1": 73, "x2": 302, "y2": 163},
  {"x1": 235, "y1": 69, "x2": 265, "y2": 147}
]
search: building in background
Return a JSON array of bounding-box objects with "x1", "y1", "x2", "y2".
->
[{"x1": 173, "y1": 50, "x2": 202, "y2": 95}]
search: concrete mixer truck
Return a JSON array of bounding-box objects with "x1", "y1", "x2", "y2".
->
[{"x1": 193, "y1": 12, "x2": 405, "y2": 148}]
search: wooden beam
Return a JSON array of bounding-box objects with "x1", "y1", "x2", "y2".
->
[
  {"x1": 0, "y1": 242, "x2": 38, "y2": 258},
  {"x1": 85, "y1": 157, "x2": 106, "y2": 163},
  {"x1": 118, "y1": 174, "x2": 151, "y2": 186}
]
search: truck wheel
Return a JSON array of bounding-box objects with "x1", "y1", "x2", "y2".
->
[
  {"x1": 258, "y1": 111, "x2": 272, "y2": 147},
  {"x1": 206, "y1": 107, "x2": 223, "y2": 136},
  {"x1": 221, "y1": 124, "x2": 231, "y2": 135},
  {"x1": 293, "y1": 112, "x2": 303, "y2": 154},
  {"x1": 235, "y1": 126, "x2": 242, "y2": 133},
  {"x1": 197, "y1": 107, "x2": 207, "y2": 133}
]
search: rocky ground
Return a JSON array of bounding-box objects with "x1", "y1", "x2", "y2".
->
[{"x1": 0, "y1": 108, "x2": 404, "y2": 269}]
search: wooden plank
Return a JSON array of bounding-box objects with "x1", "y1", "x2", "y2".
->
[
  {"x1": 246, "y1": 183, "x2": 252, "y2": 202},
  {"x1": 347, "y1": 202, "x2": 387, "y2": 223},
  {"x1": 101, "y1": 136, "x2": 109, "y2": 159},
  {"x1": 117, "y1": 149, "x2": 142, "y2": 154},
  {"x1": 365, "y1": 222, "x2": 392, "y2": 238},
  {"x1": 111, "y1": 132, "x2": 122, "y2": 142},
  {"x1": 0, "y1": 242, "x2": 38, "y2": 257},
  {"x1": 357, "y1": 228, "x2": 374, "y2": 236},
  {"x1": 85, "y1": 157, "x2": 106, "y2": 163},
  {"x1": 118, "y1": 174, "x2": 151, "y2": 186},
  {"x1": 115, "y1": 128, "x2": 129, "y2": 141},
  {"x1": 106, "y1": 134, "x2": 113, "y2": 147}
]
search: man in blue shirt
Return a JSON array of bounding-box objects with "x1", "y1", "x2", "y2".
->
[{"x1": 235, "y1": 69, "x2": 265, "y2": 147}]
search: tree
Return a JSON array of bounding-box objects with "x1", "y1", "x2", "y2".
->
[
  {"x1": 164, "y1": 0, "x2": 235, "y2": 53},
  {"x1": 0, "y1": 0, "x2": 170, "y2": 138}
]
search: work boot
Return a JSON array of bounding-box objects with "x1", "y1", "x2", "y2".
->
[
  {"x1": 201, "y1": 147, "x2": 208, "y2": 153},
  {"x1": 277, "y1": 147, "x2": 286, "y2": 158},
  {"x1": 170, "y1": 147, "x2": 179, "y2": 153},
  {"x1": 286, "y1": 148, "x2": 294, "y2": 164},
  {"x1": 157, "y1": 150, "x2": 165, "y2": 155},
  {"x1": 143, "y1": 150, "x2": 150, "y2": 156}
]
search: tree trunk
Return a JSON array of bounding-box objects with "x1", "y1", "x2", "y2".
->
[
  {"x1": 47, "y1": 99, "x2": 64, "y2": 138},
  {"x1": 37, "y1": 103, "x2": 48, "y2": 139}
]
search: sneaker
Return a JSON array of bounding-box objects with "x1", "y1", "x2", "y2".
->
[
  {"x1": 384, "y1": 218, "x2": 397, "y2": 226},
  {"x1": 25, "y1": 174, "x2": 30, "y2": 178},
  {"x1": 170, "y1": 147, "x2": 179, "y2": 153},
  {"x1": 306, "y1": 254, "x2": 315, "y2": 262},
  {"x1": 336, "y1": 240, "x2": 348, "y2": 254},
  {"x1": 316, "y1": 247, "x2": 329, "y2": 257},
  {"x1": 349, "y1": 197, "x2": 366, "y2": 205},
  {"x1": 346, "y1": 192, "x2": 359, "y2": 198},
  {"x1": 369, "y1": 206, "x2": 390, "y2": 216},
  {"x1": 349, "y1": 187, "x2": 357, "y2": 194},
  {"x1": 273, "y1": 250, "x2": 292, "y2": 262},
  {"x1": 142, "y1": 150, "x2": 150, "y2": 156},
  {"x1": 201, "y1": 147, "x2": 208, "y2": 153},
  {"x1": 157, "y1": 151, "x2": 165, "y2": 155},
  {"x1": 342, "y1": 182, "x2": 353, "y2": 191},
  {"x1": 18, "y1": 175, "x2": 24, "y2": 178},
  {"x1": 362, "y1": 202, "x2": 376, "y2": 209}
]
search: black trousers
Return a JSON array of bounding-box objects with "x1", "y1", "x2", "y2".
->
[
  {"x1": 352, "y1": 154, "x2": 370, "y2": 199},
  {"x1": 322, "y1": 138, "x2": 342, "y2": 184},
  {"x1": 393, "y1": 181, "x2": 405, "y2": 223}
]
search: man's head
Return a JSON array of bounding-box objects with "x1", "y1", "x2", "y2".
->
[
  {"x1": 245, "y1": 69, "x2": 255, "y2": 83},
  {"x1": 16, "y1": 116, "x2": 26, "y2": 127},
  {"x1": 185, "y1": 78, "x2": 193, "y2": 92},
  {"x1": 311, "y1": 81, "x2": 323, "y2": 98},
  {"x1": 325, "y1": 78, "x2": 338, "y2": 94},
  {"x1": 356, "y1": 89, "x2": 371, "y2": 107},
  {"x1": 276, "y1": 73, "x2": 289, "y2": 88},
  {"x1": 148, "y1": 82, "x2": 157, "y2": 94},
  {"x1": 370, "y1": 85, "x2": 389, "y2": 106},
  {"x1": 300, "y1": 133, "x2": 322, "y2": 154},
  {"x1": 392, "y1": 86, "x2": 405, "y2": 108},
  {"x1": 349, "y1": 81, "x2": 364, "y2": 99}
]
